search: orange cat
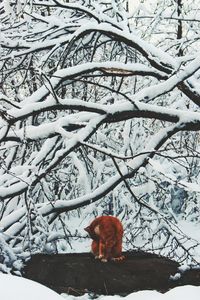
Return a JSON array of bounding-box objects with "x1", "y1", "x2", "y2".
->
[{"x1": 84, "y1": 216, "x2": 125, "y2": 262}]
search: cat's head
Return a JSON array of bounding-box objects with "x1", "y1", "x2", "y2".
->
[{"x1": 84, "y1": 225, "x2": 97, "y2": 240}]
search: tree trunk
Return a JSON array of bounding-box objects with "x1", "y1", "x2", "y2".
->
[{"x1": 177, "y1": 0, "x2": 183, "y2": 56}]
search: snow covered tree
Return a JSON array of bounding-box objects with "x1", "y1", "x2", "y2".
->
[{"x1": 0, "y1": 0, "x2": 200, "y2": 270}]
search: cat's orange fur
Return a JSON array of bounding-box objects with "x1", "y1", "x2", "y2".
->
[{"x1": 84, "y1": 216, "x2": 125, "y2": 262}]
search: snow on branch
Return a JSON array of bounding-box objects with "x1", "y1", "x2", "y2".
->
[{"x1": 0, "y1": 122, "x2": 187, "y2": 234}]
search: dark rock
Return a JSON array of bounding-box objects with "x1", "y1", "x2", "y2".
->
[{"x1": 22, "y1": 251, "x2": 200, "y2": 296}]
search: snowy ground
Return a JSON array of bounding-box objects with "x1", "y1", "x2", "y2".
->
[
  {"x1": 0, "y1": 274, "x2": 63, "y2": 300},
  {"x1": 1, "y1": 274, "x2": 200, "y2": 300},
  {"x1": 62, "y1": 286, "x2": 200, "y2": 300}
]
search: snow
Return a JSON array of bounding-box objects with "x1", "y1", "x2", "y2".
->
[
  {"x1": 2, "y1": 0, "x2": 13, "y2": 17},
  {"x1": 61, "y1": 286, "x2": 200, "y2": 300},
  {"x1": 0, "y1": 274, "x2": 63, "y2": 300},
  {"x1": 1, "y1": 274, "x2": 200, "y2": 300}
]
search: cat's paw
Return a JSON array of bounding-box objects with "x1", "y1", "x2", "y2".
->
[
  {"x1": 97, "y1": 255, "x2": 108, "y2": 262},
  {"x1": 111, "y1": 255, "x2": 125, "y2": 262},
  {"x1": 100, "y1": 258, "x2": 108, "y2": 263}
]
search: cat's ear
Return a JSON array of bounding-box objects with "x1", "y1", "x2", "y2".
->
[{"x1": 84, "y1": 226, "x2": 90, "y2": 232}]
